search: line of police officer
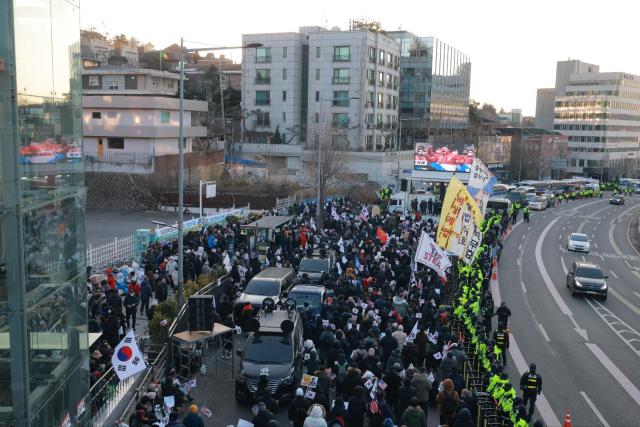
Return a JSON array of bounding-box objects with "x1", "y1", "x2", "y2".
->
[{"x1": 451, "y1": 211, "x2": 543, "y2": 426}]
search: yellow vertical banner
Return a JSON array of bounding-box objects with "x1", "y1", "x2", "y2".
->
[{"x1": 436, "y1": 176, "x2": 483, "y2": 251}]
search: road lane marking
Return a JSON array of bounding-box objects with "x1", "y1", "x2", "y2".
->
[
  {"x1": 490, "y1": 275, "x2": 561, "y2": 427},
  {"x1": 586, "y1": 342, "x2": 640, "y2": 407},
  {"x1": 561, "y1": 257, "x2": 568, "y2": 274},
  {"x1": 580, "y1": 391, "x2": 610, "y2": 427},
  {"x1": 581, "y1": 255, "x2": 586, "y2": 261},
  {"x1": 536, "y1": 218, "x2": 572, "y2": 315},
  {"x1": 608, "y1": 287, "x2": 640, "y2": 319},
  {"x1": 518, "y1": 244, "x2": 522, "y2": 251},
  {"x1": 610, "y1": 270, "x2": 618, "y2": 279},
  {"x1": 577, "y1": 222, "x2": 586, "y2": 233},
  {"x1": 586, "y1": 298, "x2": 640, "y2": 357},
  {"x1": 634, "y1": 291, "x2": 640, "y2": 299},
  {"x1": 517, "y1": 259, "x2": 521, "y2": 266},
  {"x1": 522, "y1": 234, "x2": 526, "y2": 240},
  {"x1": 521, "y1": 281, "x2": 527, "y2": 293},
  {"x1": 538, "y1": 323, "x2": 550, "y2": 342},
  {"x1": 594, "y1": 242, "x2": 598, "y2": 249}
]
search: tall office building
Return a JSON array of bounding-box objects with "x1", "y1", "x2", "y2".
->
[
  {"x1": 387, "y1": 31, "x2": 471, "y2": 147},
  {"x1": 242, "y1": 26, "x2": 400, "y2": 150},
  {"x1": 535, "y1": 88, "x2": 555, "y2": 130},
  {"x1": 0, "y1": 1, "x2": 88, "y2": 426},
  {"x1": 553, "y1": 65, "x2": 640, "y2": 178}
]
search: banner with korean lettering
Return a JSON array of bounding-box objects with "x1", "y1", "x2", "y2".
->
[
  {"x1": 436, "y1": 176, "x2": 483, "y2": 251},
  {"x1": 415, "y1": 231, "x2": 452, "y2": 278},
  {"x1": 467, "y1": 158, "x2": 497, "y2": 217},
  {"x1": 454, "y1": 203, "x2": 484, "y2": 265}
]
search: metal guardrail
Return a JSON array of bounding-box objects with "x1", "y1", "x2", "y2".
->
[{"x1": 85, "y1": 151, "x2": 153, "y2": 166}]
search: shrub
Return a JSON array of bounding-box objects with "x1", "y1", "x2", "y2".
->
[{"x1": 149, "y1": 299, "x2": 178, "y2": 345}]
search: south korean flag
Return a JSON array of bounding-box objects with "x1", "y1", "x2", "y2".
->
[{"x1": 111, "y1": 330, "x2": 147, "y2": 380}]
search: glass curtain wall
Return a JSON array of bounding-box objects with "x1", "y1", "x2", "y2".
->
[{"x1": 0, "y1": 0, "x2": 88, "y2": 426}]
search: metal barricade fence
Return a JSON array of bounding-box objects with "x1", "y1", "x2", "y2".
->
[{"x1": 87, "y1": 235, "x2": 136, "y2": 270}]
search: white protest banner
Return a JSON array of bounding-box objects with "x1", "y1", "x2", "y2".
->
[
  {"x1": 467, "y1": 157, "x2": 497, "y2": 217},
  {"x1": 415, "y1": 231, "x2": 452, "y2": 278},
  {"x1": 453, "y1": 203, "x2": 483, "y2": 265},
  {"x1": 111, "y1": 330, "x2": 147, "y2": 380}
]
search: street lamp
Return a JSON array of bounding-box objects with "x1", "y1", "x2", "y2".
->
[{"x1": 176, "y1": 39, "x2": 262, "y2": 306}]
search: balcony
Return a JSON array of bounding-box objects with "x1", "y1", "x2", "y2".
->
[
  {"x1": 332, "y1": 121, "x2": 349, "y2": 129},
  {"x1": 333, "y1": 100, "x2": 349, "y2": 107},
  {"x1": 256, "y1": 56, "x2": 271, "y2": 63},
  {"x1": 254, "y1": 77, "x2": 271, "y2": 84},
  {"x1": 255, "y1": 99, "x2": 271, "y2": 106},
  {"x1": 332, "y1": 77, "x2": 350, "y2": 84},
  {"x1": 333, "y1": 54, "x2": 350, "y2": 62}
]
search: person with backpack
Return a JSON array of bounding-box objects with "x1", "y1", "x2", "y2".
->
[
  {"x1": 289, "y1": 388, "x2": 311, "y2": 427},
  {"x1": 333, "y1": 353, "x2": 349, "y2": 395},
  {"x1": 401, "y1": 397, "x2": 427, "y2": 427},
  {"x1": 436, "y1": 378, "x2": 460, "y2": 426}
]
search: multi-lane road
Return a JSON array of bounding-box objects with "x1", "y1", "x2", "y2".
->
[{"x1": 497, "y1": 196, "x2": 640, "y2": 427}]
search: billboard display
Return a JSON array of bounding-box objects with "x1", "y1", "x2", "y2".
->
[{"x1": 414, "y1": 142, "x2": 474, "y2": 172}]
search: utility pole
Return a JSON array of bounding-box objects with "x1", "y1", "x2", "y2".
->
[{"x1": 177, "y1": 37, "x2": 185, "y2": 306}]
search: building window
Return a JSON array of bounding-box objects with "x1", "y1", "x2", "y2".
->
[
  {"x1": 315, "y1": 91, "x2": 320, "y2": 102},
  {"x1": 369, "y1": 47, "x2": 376, "y2": 63},
  {"x1": 88, "y1": 75, "x2": 100, "y2": 87},
  {"x1": 255, "y1": 90, "x2": 270, "y2": 105},
  {"x1": 150, "y1": 78, "x2": 160, "y2": 87},
  {"x1": 91, "y1": 111, "x2": 101, "y2": 119},
  {"x1": 378, "y1": 71, "x2": 384, "y2": 85},
  {"x1": 332, "y1": 134, "x2": 348, "y2": 147},
  {"x1": 377, "y1": 93, "x2": 384, "y2": 108},
  {"x1": 316, "y1": 68, "x2": 320, "y2": 80},
  {"x1": 378, "y1": 49, "x2": 385, "y2": 65},
  {"x1": 167, "y1": 81, "x2": 175, "y2": 88},
  {"x1": 316, "y1": 46, "x2": 321, "y2": 58},
  {"x1": 256, "y1": 111, "x2": 270, "y2": 127},
  {"x1": 256, "y1": 47, "x2": 271, "y2": 63},
  {"x1": 282, "y1": 90, "x2": 287, "y2": 101},
  {"x1": 283, "y1": 68, "x2": 287, "y2": 80},
  {"x1": 282, "y1": 112, "x2": 286, "y2": 123},
  {"x1": 106, "y1": 111, "x2": 117, "y2": 118},
  {"x1": 367, "y1": 92, "x2": 375, "y2": 106},
  {"x1": 255, "y1": 69, "x2": 271, "y2": 84},
  {"x1": 366, "y1": 69, "x2": 375, "y2": 85},
  {"x1": 282, "y1": 46, "x2": 287, "y2": 58},
  {"x1": 333, "y1": 68, "x2": 350, "y2": 84},
  {"x1": 314, "y1": 113, "x2": 320, "y2": 124},
  {"x1": 107, "y1": 80, "x2": 119, "y2": 90},
  {"x1": 107, "y1": 137, "x2": 124, "y2": 149},
  {"x1": 332, "y1": 113, "x2": 349, "y2": 128},
  {"x1": 333, "y1": 91, "x2": 349, "y2": 107},
  {"x1": 386, "y1": 52, "x2": 392, "y2": 66},
  {"x1": 161, "y1": 111, "x2": 170, "y2": 123},
  {"x1": 333, "y1": 46, "x2": 350, "y2": 61}
]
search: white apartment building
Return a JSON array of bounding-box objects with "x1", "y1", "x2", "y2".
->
[
  {"x1": 554, "y1": 71, "x2": 640, "y2": 178},
  {"x1": 241, "y1": 27, "x2": 405, "y2": 185},
  {"x1": 82, "y1": 67, "x2": 207, "y2": 173}
]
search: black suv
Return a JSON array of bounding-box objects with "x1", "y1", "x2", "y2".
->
[
  {"x1": 235, "y1": 308, "x2": 303, "y2": 403},
  {"x1": 566, "y1": 261, "x2": 608, "y2": 300}
]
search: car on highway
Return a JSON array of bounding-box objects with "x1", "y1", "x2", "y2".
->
[
  {"x1": 609, "y1": 195, "x2": 625, "y2": 205},
  {"x1": 528, "y1": 196, "x2": 547, "y2": 211},
  {"x1": 567, "y1": 233, "x2": 590, "y2": 253},
  {"x1": 566, "y1": 261, "x2": 608, "y2": 300},
  {"x1": 235, "y1": 309, "x2": 303, "y2": 403}
]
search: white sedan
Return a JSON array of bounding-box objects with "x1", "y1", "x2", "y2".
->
[
  {"x1": 528, "y1": 196, "x2": 546, "y2": 210},
  {"x1": 567, "y1": 233, "x2": 590, "y2": 253}
]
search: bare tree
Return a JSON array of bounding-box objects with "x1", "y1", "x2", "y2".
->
[{"x1": 303, "y1": 121, "x2": 350, "y2": 228}]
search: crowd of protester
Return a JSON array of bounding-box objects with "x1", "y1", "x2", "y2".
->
[{"x1": 106, "y1": 194, "x2": 550, "y2": 427}]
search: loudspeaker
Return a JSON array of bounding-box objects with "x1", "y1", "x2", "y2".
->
[{"x1": 188, "y1": 295, "x2": 214, "y2": 331}]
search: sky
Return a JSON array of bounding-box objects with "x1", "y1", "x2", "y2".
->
[{"x1": 81, "y1": 0, "x2": 640, "y2": 116}]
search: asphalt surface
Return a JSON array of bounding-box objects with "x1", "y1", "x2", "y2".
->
[{"x1": 496, "y1": 195, "x2": 640, "y2": 427}]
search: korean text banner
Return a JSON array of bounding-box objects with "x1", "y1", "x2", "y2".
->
[
  {"x1": 436, "y1": 176, "x2": 483, "y2": 251},
  {"x1": 415, "y1": 231, "x2": 452, "y2": 278},
  {"x1": 467, "y1": 158, "x2": 497, "y2": 217}
]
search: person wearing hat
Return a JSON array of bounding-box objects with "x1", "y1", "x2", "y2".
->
[
  {"x1": 289, "y1": 388, "x2": 311, "y2": 427},
  {"x1": 183, "y1": 404, "x2": 204, "y2": 427},
  {"x1": 519, "y1": 362, "x2": 542, "y2": 421}
]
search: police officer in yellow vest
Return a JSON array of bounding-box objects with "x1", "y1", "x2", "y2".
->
[{"x1": 519, "y1": 362, "x2": 542, "y2": 421}]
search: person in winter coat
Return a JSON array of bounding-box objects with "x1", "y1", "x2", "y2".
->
[
  {"x1": 392, "y1": 325, "x2": 407, "y2": 349},
  {"x1": 341, "y1": 366, "x2": 363, "y2": 401},
  {"x1": 412, "y1": 368, "x2": 432, "y2": 415},
  {"x1": 401, "y1": 341, "x2": 418, "y2": 367},
  {"x1": 183, "y1": 405, "x2": 204, "y2": 427},
  {"x1": 401, "y1": 397, "x2": 427, "y2": 427},
  {"x1": 252, "y1": 402, "x2": 277, "y2": 427},
  {"x1": 385, "y1": 349, "x2": 404, "y2": 374},
  {"x1": 438, "y1": 352, "x2": 457, "y2": 380},
  {"x1": 328, "y1": 397, "x2": 349, "y2": 426},
  {"x1": 453, "y1": 407, "x2": 474, "y2": 427},
  {"x1": 304, "y1": 403, "x2": 328, "y2": 427},
  {"x1": 289, "y1": 388, "x2": 311, "y2": 427},
  {"x1": 140, "y1": 280, "x2": 153, "y2": 316},
  {"x1": 347, "y1": 386, "x2": 367, "y2": 427},
  {"x1": 459, "y1": 389, "x2": 476, "y2": 424},
  {"x1": 396, "y1": 378, "x2": 417, "y2": 420},
  {"x1": 382, "y1": 365, "x2": 402, "y2": 409},
  {"x1": 436, "y1": 378, "x2": 460, "y2": 426},
  {"x1": 392, "y1": 294, "x2": 409, "y2": 318},
  {"x1": 380, "y1": 329, "x2": 398, "y2": 365}
]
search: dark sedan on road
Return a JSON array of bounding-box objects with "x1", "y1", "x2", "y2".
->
[
  {"x1": 566, "y1": 261, "x2": 608, "y2": 300},
  {"x1": 609, "y1": 195, "x2": 625, "y2": 205}
]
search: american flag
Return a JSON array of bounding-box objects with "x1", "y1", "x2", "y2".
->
[{"x1": 369, "y1": 399, "x2": 379, "y2": 414}]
